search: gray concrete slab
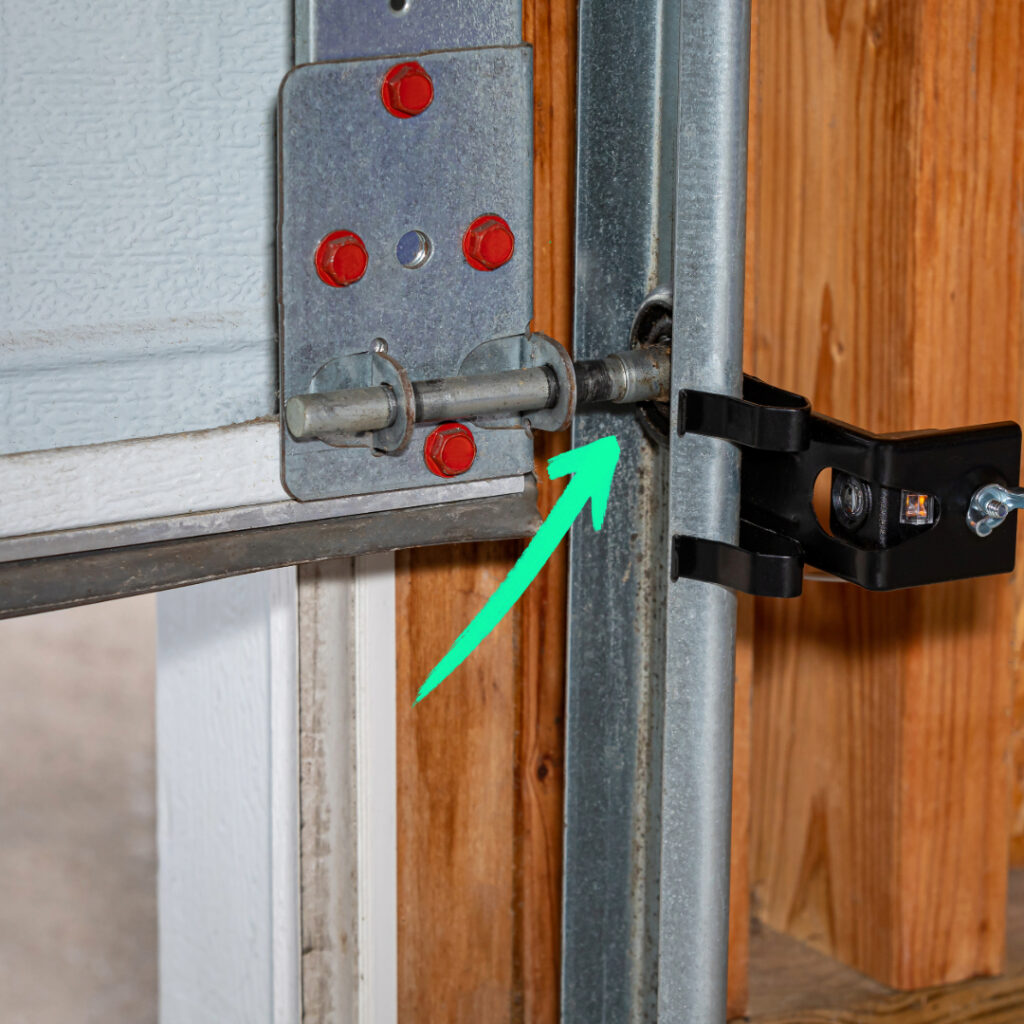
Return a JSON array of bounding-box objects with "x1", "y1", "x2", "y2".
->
[{"x1": 0, "y1": 596, "x2": 156, "y2": 1024}]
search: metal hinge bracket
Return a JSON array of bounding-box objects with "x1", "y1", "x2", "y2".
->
[{"x1": 278, "y1": 46, "x2": 534, "y2": 500}]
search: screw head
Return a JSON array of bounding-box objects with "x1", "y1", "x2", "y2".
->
[
  {"x1": 424, "y1": 422, "x2": 477, "y2": 477},
  {"x1": 381, "y1": 61, "x2": 434, "y2": 118},
  {"x1": 832, "y1": 472, "x2": 871, "y2": 531},
  {"x1": 315, "y1": 231, "x2": 368, "y2": 287},
  {"x1": 462, "y1": 215, "x2": 515, "y2": 271}
]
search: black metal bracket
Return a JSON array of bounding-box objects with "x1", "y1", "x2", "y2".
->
[{"x1": 671, "y1": 376, "x2": 1022, "y2": 597}]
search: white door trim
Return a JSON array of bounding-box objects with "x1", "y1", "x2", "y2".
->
[
  {"x1": 157, "y1": 568, "x2": 301, "y2": 1024},
  {"x1": 353, "y1": 553, "x2": 398, "y2": 1024},
  {"x1": 0, "y1": 419, "x2": 526, "y2": 554}
]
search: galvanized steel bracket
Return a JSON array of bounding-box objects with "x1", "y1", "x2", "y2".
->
[{"x1": 278, "y1": 46, "x2": 534, "y2": 500}]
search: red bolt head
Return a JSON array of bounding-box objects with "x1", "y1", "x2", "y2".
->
[
  {"x1": 424, "y1": 422, "x2": 477, "y2": 477},
  {"x1": 462, "y1": 215, "x2": 515, "y2": 271},
  {"x1": 314, "y1": 230, "x2": 368, "y2": 287},
  {"x1": 381, "y1": 62, "x2": 434, "y2": 119}
]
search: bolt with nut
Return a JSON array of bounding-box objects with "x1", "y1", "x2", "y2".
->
[
  {"x1": 315, "y1": 231, "x2": 368, "y2": 288},
  {"x1": 381, "y1": 61, "x2": 434, "y2": 118},
  {"x1": 424, "y1": 422, "x2": 477, "y2": 477},
  {"x1": 985, "y1": 498, "x2": 1010, "y2": 521},
  {"x1": 463, "y1": 215, "x2": 515, "y2": 271},
  {"x1": 968, "y1": 482, "x2": 1024, "y2": 536}
]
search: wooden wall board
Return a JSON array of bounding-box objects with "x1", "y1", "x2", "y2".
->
[
  {"x1": 393, "y1": 2, "x2": 577, "y2": 1018},
  {"x1": 514, "y1": 3, "x2": 577, "y2": 1021},
  {"x1": 395, "y1": 541, "x2": 521, "y2": 1023},
  {"x1": 394, "y1": 4, "x2": 576, "y2": 1019},
  {"x1": 746, "y1": 0, "x2": 1024, "y2": 990}
]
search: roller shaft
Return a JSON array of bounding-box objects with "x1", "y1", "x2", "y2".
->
[{"x1": 285, "y1": 344, "x2": 669, "y2": 441}]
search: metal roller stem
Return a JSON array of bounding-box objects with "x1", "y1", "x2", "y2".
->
[
  {"x1": 285, "y1": 366, "x2": 555, "y2": 440},
  {"x1": 285, "y1": 344, "x2": 670, "y2": 442},
  {"x1": 413, "y1": 367, "x2": 557, "y2": 423},
  {"x1": 575, "y1": 347, "x2": 670, "y2": 405}
]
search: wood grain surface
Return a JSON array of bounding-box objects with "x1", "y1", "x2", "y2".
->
[
  {"x1": 744, "y1": 871, "x2": 1024, "y2": 1022},
  {"x1": 515, "y1": 3, "x2": 577, "y2": 1021},
  {"x1": 396, "y1": 542, "x2": 521, "y2": 1023},
  {"x1": 298, "y1": 561, "x2": 359, "y2": 1024},
  {"x1": 752, "y1": 976, "x2": 1024, "y2": 1024},
  {"x1": 746, "y1": 0, "x2": 1024, "y2": 990},
  {"x1": 394, "y1": 3, "x2": 576, "y2": 1020}
]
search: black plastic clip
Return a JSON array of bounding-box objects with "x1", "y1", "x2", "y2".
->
[
  {"x1": 679, "y1": 376, "x2": 810, "y2": 453},
  {"x1": 671, "y1": 376, "x2": 1021, "y2": 597},
  {"x1": 672, "y1": 522, "x2": 804, "y2": 598}
]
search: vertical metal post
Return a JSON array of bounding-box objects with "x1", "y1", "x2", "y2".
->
[
  {"x1": 562, "y1": 0, "x2": 675, "y2": 1018},
  {"x1": 658, "y1": 1, "x2": 750, "y2": 1020},
  {"x1": 564, "y1": 0, "x2": 750, "y2": 1020}
]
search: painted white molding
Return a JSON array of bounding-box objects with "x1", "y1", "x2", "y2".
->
[
  {"x1": 157, "y1": 569, "x2": 300, "y2": 1024},
  {"x1": 2, "y1": 422, "x2": 283, "y2": 537},
  {"x1": 353, "y1": 553, "x2": 398, "y2": 1024},
  {"x1": 0, "y1": 419, "x2": 526, "y2": 548}
]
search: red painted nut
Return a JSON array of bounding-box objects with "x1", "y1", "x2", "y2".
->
[
  {"x1": 424, "y1": 422, "x2": 477, "y2": 477},
  {"x1": 381, "y1": 61, "x2": 434, "y2": 118},
  {"x1": 315, "y1": 230, "x2": 368, "y2": 287},
  {"x1": 462, "y1": 215, "x2": 515, "y2": 271}
]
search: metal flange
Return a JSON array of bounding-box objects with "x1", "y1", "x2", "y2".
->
[
  {"x1": 288, "y1": 350, "x2": 415, "y2": 454},
  {"x1": 458, "y1": 332, "x2": 576, "y2": 432}
]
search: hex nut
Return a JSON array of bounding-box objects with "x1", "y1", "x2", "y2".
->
[
  {"x1": 424, "y1": 422, "x2": 477, "y2": 477},
  {"x1": 381, "y1": 62, "x2": 434, "y2": 118},
  {"x1": 462, "y1": 215, "x2": 515, "y2": 271},
  {"x1": 315, "y1": 231, "x2": 368, "y2": 287}
]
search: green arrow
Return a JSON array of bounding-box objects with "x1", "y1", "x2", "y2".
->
[{"x1": 416, "y1": 434, "x2": 621, "y2": 703}]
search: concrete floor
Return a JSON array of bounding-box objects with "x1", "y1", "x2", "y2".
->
[{"x1": 0, "y1": 596, "x2": 157, "y2": 1024}]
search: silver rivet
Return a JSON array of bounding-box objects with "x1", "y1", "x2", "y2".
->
[{"x1": 396, "y1": 229, "x2": 432, "y2": 269}]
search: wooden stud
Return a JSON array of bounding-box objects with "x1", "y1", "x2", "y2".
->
[
  {"x1": 515, "y1": 2, "x2": 577, "y2": 1022},
  {"x1": 396, "y1": 542, "x2": 521, "y2": 1023},
  {"x1": 746, "y1": 0, "x2": 1023, "y2": 989}
]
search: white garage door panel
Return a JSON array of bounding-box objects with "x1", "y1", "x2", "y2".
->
[{"x1": 0, "y1": 0, "x2": 290, "y2": 455}]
